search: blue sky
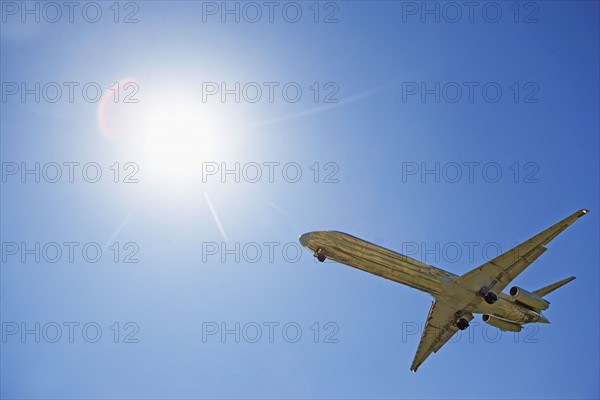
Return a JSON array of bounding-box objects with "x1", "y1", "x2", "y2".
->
[{"x1": 1, "y1": 1, "x2": 598, "y2": 399}]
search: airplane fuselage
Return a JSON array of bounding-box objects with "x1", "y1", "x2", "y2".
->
[
  {"x1": 299, "y1": 230, "x2": 548, "y2": 325},
  {"x1": 300, "y1": 210, "x2": 586, "y2": 371}
]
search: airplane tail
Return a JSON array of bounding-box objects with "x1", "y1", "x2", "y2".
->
[{"x1": 533, "y1": 276, "x2": 576, "y2": 298}]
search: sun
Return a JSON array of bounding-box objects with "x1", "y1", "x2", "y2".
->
[
  {"x1": 99, "y1": 79, "x2": 240, "y2": 184},
  {"x1": 137, "y1": 99, "x2": 216, "y2": 180}
]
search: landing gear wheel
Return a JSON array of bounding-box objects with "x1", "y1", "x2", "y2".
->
[
  {"x1": 484, "y1": 292, "x2": 498, "y2": 305},
  {"x1": 456, "y1": 318, "x2": 469, "y2": 330},
  {"x1": 314, "y1": 248, "x2": 326, "y2": 262}
]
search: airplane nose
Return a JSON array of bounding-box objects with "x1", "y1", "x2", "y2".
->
[{"x1": 299, "y1": 233, "x2": 311, "y2": 247}]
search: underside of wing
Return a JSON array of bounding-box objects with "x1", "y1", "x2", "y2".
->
[
  {"x1": 456, "y1": 209, "x2": 587, "y2": 294},
  {"x1": 410, "y1": 301, "x2": 473, "y2": 372},
  {"x1": 457, "y1": 245, "x2": 547, "y2": 294}
]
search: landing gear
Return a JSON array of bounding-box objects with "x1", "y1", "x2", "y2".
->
[
  {"x1": 314, "y1": 248, "x2": 326, "y2": 262},
  {"x1": 456, "y1": 318, "x2": 469, "y2": 330},
  {"x1": 479, "y1": 287, "x2": 498, "y2": 304},
  {"x1": 484, "y1": 292, "x2": 498, "y2": 305}
]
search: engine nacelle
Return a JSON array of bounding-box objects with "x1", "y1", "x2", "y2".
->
[
  {"x1": 482, "y1": 314, "x2": 522, "y2": 332},
  {"x1": 509, "y1": 286, "x2": 549, "y2": 311}
]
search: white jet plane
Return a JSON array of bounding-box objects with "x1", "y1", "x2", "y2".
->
[{"x1": 298, "y1": 209, "x2": 588, "y2": 371}]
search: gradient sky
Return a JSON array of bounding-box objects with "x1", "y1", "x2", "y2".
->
[{"x1": 1, "y1": 1, "x2": 599, "y2": 399}]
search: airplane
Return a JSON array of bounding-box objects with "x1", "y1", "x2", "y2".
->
[{"x1": 298, "y1": 209, "x2": 588, "y2": 372}]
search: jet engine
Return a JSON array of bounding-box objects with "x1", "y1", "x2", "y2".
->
[
  {"x1": 509, "y1": 286, "x2": 549, "y2": 311},
  {"x1": 482, "y1": 314, "x2": 522, "y2": 332}
]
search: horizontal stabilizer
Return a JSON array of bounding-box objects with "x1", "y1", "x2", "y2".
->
[{"x1": 533, "y1": 276, "x2": 576, "y2": 298}]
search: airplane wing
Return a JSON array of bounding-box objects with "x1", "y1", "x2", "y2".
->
[
  {"x1": 410, "y1": 301, "x2": 473, "y2": 372},
  {"x1": 456, "y1": 209, "x2": 588, "y2": 295}
]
